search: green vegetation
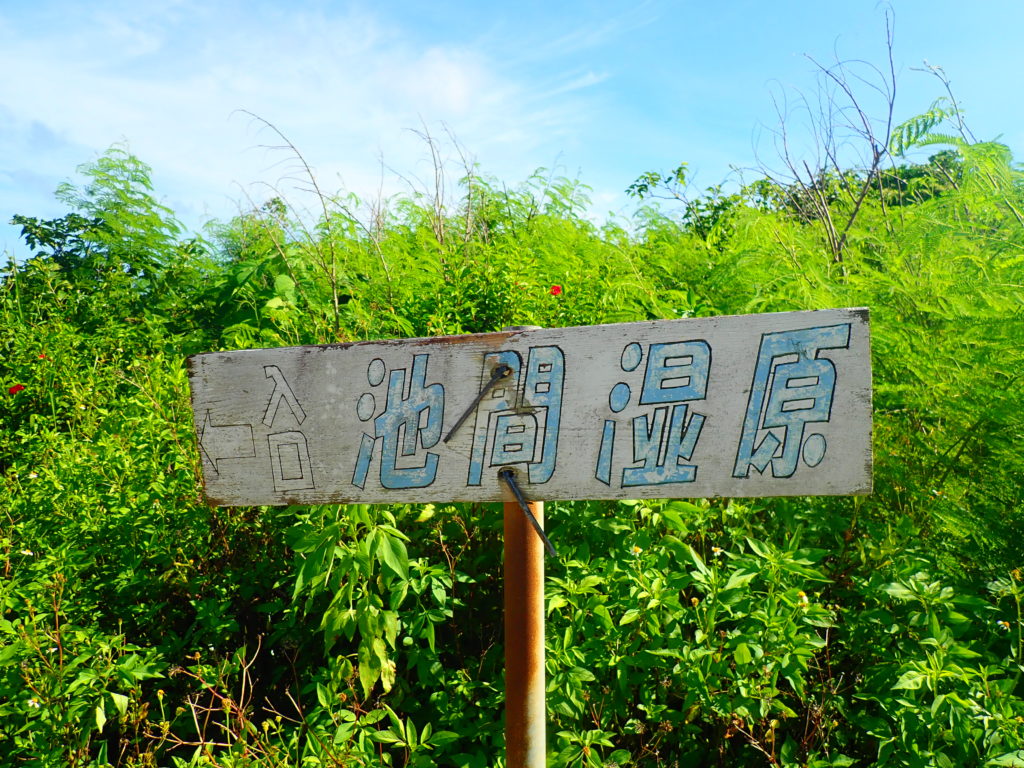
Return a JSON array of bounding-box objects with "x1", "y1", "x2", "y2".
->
[{"x1": 2, "y1": 94, "x2": 1023, "y2": 767}]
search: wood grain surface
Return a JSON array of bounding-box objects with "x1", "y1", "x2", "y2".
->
[{"x1": 187, "y1": 308, "x2": 872, "y2": 505}]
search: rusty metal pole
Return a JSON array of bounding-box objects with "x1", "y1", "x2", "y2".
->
[
  {"x1": 504, "y1": 493, "x2": 545, "y2": 767},
  {"x1": 501, "y1": 326, "x2": 546, "y2": 767}
]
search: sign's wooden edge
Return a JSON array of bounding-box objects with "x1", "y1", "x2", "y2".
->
[{"x1": 185, "y1": 307, "x2": 871, "y2": 363}]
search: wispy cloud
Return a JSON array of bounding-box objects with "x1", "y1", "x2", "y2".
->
[
  {"x1": 543, "y1": 70, "x2": 610, "y2": 99},
  {"x1": 511, "y1": 1, "x2": 661, "y2": 63},
  {"x1": 0, "y1": 0, "x2": 607, "y2": 245}
]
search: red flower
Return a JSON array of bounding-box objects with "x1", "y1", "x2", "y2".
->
[
  {"x1": 8, "y1": 384, "x2": 25, "y2": 395},
  {"x1": 549, "y1": 285, "x2": 563, "y2": 296},
  {"x1": 38, "y1": 353, "x2": 47, "y2": 360}
]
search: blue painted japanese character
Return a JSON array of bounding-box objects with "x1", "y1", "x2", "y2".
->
[
  {"x1": 732, "y1": 324, "x2": 851, "y2": 479},
  {"x1": 467, "y1": 346, "x2": 564, "y2": 486},
  {"x1": 352, "y1": 354, "x2": 445, "y2": 490},
  {"x1": 597, "y1": 339, "x2": 710, "y2": 487}
]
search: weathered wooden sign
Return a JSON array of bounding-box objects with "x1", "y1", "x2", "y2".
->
[{"x1": 187, "y1": 308, "x2": 871, "y2": 506}]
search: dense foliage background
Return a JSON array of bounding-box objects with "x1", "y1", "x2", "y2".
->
[{"x1": 2, "y1": 86, "x2": 1023, "y2": 767}]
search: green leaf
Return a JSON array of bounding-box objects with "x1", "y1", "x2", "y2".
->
[
  {"x1": 376, "y1": 638, "x2": 396, "y2": 693},
  {"x1": 401, "y1": 715, "x2": 418, "y2": 749},
  {"x1": 380, "y1": 657, "x2": 396, "y2": 693},
  {"x1": 619, "y1": 608, "x2": 642, "y2": 625},
  {"x1": 883, "y1": 582, "x2": 916, "y2": 601},
  {"x1": 987, "y1": 751, "x2": 1024, "y2": 767},
  {"x1": 357, "y1": 641, "x2": 381, "y2": 699},
  {"x1": 429, "y1": 730, "x2": 459, "y2": 747},
  {"x1": 724, "y1": 569, "x2": 757, "y2": 591},
  {"x1": 0, "y1": 642, "x2": 22, "y2": 665},
  {"x1": 592, "y1": 603, "x2": 613, "y2": 628},
  {"x1": 95, "y1": 702, "x2": 107, "y2": 732},
  {"x1": 377, "y1": 533, "x2": 409, "y2": 580},
  {"x1": 547, "y1": 595, "x2": 568, "y2": 613},
  {"x1": 893, "y1": 670, "x2": 926, "y2": 690},
  {"x1": 733, "y1": 643, "x2": 753, "y2": 665},
  {"x1": 383, "y1": 704, "x2": 404, "y2": 732},
  {"x1": 383, "y1": 610, "x2": 400, "y2": 648},
  {"x1": 688, "y1": 545, "x2": 709, "y2": 576},
  {"x1": 745, "y1": 537, "x2": 769, "y2": 558},
  {"x1": 567, "y1": 666, "x2": 596, "y2": 682},
  {"x1": 273, "y1": 273, "x2": 296, "y2": 301},
  {"x1": 780, "y1": 737, "x2": 798, "y2": 765},
  {"x1": 660, "y1": 508, "x2": 685, "y2": 530},
  {"x1": 109, "y1": 691, "x2": 129, "y2": 717}
]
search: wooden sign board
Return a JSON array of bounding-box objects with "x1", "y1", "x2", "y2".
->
[{"x1": 187, "y1": 308, "x2": 871, "y2": 506}]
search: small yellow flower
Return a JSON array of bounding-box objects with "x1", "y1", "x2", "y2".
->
[
  {"x1": 630, "y1": 545, "x2": 642, "y2": 556},
  {"x1": 997, "y1": 620, "x2": 1012, "y2": 631},
  {"x1": 690, "y1": 597, "x2": 700, "y2": 608}
]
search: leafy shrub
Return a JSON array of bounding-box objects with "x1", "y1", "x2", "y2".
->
[{"x1": 1, "y1": 109, "x2": 1022, "y2": 766}]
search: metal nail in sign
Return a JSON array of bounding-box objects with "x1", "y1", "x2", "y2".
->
[{"x1": 186, "y1": 308, "x2": 872, "y2": 507}]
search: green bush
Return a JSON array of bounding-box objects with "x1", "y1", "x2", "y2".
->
[{"x1": 1, "y1": 107, "x2": 1022, "y2": 766}]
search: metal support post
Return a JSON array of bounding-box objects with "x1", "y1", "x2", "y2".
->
[
  {"x1": 503, "y1": 492, "x2": 546, "y2": 767},
  {"x1": 500, "y1": 325, "x2": 547, "y2": 767}
]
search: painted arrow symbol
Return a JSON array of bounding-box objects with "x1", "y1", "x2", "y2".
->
[{"x1": 199, "y1": 411, "x2": 256, "y2": 473}]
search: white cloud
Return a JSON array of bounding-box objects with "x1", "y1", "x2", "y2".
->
[{"x1": 0, "y1": 0, "x2": 607, "y2": 247}]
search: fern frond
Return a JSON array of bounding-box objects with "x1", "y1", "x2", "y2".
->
[{"x1": 889, "y1": 100, "x2": 958, "y2": 156}]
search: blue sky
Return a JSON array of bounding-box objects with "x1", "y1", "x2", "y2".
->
[{"x1": 2, "y1": 0, "x2": 1022, "y2": 255}]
